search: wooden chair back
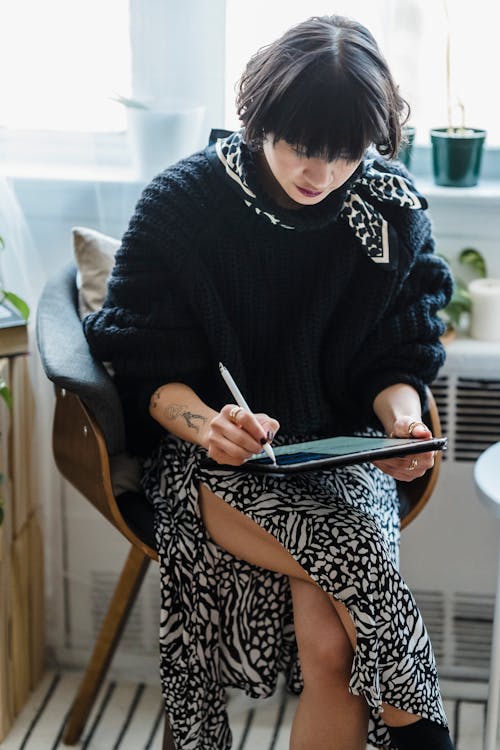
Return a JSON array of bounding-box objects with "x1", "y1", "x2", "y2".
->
[{"x1": 52, "y1": 385, "x2": 157, "y2": 560}]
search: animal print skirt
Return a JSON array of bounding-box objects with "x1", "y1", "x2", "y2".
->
[{"x1": 142, "y1": 434, "x2": 448, "y2": 749}]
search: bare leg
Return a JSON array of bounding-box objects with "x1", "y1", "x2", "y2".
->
[
  {"x1": 198, "y1": 483, "x2": 422, "y2": 743},
  {"x1": 325, "y1": 595, "x2": 420, "y2": 729},
  {"x1": 288, "y1": 577, "x2": 369, "y2": 750}
]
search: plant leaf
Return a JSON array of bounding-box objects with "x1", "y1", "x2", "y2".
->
[
  {"x1": 0, "y1": 235, "x2": 4, "y2": 250},
  {"x1": 0, "y1": 378, "x2": 12, "y2": 410},
  {"x1": 109, "y1": 93, "x2": 149, "y2": 110},
  {"x1": 459, "y1": 247, "x2": 487, "y2": 278},
  {"x1": 2, "y1": 291, "x2": 30, "y2": 321}
]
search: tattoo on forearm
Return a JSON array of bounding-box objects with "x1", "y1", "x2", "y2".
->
[{"x1": 164, "y1": 403, "x2": 207, "y2": 433}]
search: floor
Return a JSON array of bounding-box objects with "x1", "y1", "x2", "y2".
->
[{"x1": 0, "y1": 671, "x2": 494, "y2": 749}]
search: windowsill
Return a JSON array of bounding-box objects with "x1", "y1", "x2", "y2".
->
[
  {"x1": 0, "y1": 130, "x2": 150, "y2": 185},
  {"x1": 415, "y1": 178, "x2": 500, "y2": 205},
  {"x1": 0, "y1": 162, "x2": 144, "y2": 184},
  {"x1": 0, "y1": 138, "x2": 499, "y2": 190},
  {"x1": 3, "y1": 164, "x2": 500, "y2": 202},
  {"x1": 445, "y1": 332, "x2": 500, "y2": 353}
]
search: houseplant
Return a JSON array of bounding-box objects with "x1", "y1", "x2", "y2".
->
[
  {"x1": 430, "y1": 2, "x2": 486, "y2": 187},
  {"x1": 439, "y1": 247, "x2": 487, "y2": 337},
  {"x1": 398, "y1": 125, "x2": 416, "y2": 170},
  {"x1": 0, "y1": 233, "x2": 30, "y2": 525}
]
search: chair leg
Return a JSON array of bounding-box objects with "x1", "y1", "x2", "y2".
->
[
  {"x1": 63, "y1": 545, "x2": 151, "y2": 745},
  {"x1": 162, "y1": 714, "x2": 176, "y2": 750}
]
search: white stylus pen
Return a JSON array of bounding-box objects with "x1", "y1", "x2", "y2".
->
[{"x1": 219, "y1": 362, "x2": 277, "y2": 465}]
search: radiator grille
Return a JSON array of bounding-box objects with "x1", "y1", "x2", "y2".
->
[
  {"x1": 415, "y1": 589, "x2": 494, "y2": 678},
  {"x1": 455, "y1": 377, "x2": 500, "y2": 461},
  {"x1": 413, "y1": 589, "x2": 445, "y2": 661},
  {"x1": 90, "y1": 571, "x2": 159, "y2": 655},
  {"x1": 453, "y1": 592, "x2": 494, "y2": 674}
]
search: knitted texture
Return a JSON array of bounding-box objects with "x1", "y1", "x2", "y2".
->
[{"x1": 83, "y1": 145, "x2": 452, "y2": 456}]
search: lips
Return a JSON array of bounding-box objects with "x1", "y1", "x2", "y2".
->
[{"x1": 296, "y1": 185, "x2": 322, "y2": 197}]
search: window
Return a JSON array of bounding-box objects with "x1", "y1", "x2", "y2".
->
[
  {"x1": 0, "y1": 0, "x2": 131, "y2": 133},
  {"x1": 225, "y1": 0, "x2": 500, "y2": 148}
]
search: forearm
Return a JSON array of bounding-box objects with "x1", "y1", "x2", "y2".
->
[
  {"x1": 372, "y1": 383, "x2": 423, "y2": 435},
  {"x1": 149, "y1": 382, "x2": 217, "y2": 448}
]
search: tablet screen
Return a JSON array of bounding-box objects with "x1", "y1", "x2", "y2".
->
[{"x1": 246, "y1": 435, "x2": 446, "y2": 470}]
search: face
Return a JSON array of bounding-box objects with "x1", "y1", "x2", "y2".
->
[{"x1": 261, "y1": 136, "x2": 362, "y2": 208}]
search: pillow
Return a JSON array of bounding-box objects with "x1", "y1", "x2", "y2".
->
[{"x1": 72, "y1": 226, "x2": 120, "y2": 318}]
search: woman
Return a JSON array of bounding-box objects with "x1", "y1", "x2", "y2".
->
[{"x1": 84, "y1": 15, "x2": 454, "y2": 750}]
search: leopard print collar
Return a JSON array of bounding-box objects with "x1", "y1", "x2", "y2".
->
[{"x1": 214, "y1": 130, "x2": 427, "y2": 266}]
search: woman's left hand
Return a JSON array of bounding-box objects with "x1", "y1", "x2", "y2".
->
[{"x1": 372, "y1": 418, "x2": 435, "y2": 482}]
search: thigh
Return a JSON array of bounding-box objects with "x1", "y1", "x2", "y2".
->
[
  {"x1": 199, "y1": 482, "x2": 312, "y2": 581},
  {"x1": 198, "y1": 482, "x2": 357, "y2": 649}
]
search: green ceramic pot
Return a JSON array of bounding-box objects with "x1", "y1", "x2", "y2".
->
[
  {"x1": 398, "y1": 126, "x2": 416, "y2": 169},
  {"x1": 430, "y1": 127, "x2": 486, "y2": 187}
]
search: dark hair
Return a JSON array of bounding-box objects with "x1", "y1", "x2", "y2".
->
[{"x1": 236, "y1": 15, "x2": 409, "y2": 160}]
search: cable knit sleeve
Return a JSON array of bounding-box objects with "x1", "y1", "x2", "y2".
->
[
  {"x1": 83, "y1": 154, "x2": 215, "y2": 454},
  {"x1": 348, "y1": 213, "x2": 453, "y2": 419}
]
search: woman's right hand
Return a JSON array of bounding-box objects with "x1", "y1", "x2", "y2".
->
[{"x1": 204, "y1": 404, "x2": 280, "y2": 466}]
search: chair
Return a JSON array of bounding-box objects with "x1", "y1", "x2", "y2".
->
[
  {"x1": 36, "y1": 262, "x2": 174, "y2": 749},
  {"x1": 36, "y1": 261, "x2": 442, "y2": 748}
]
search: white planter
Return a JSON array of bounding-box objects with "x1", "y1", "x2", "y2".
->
[
  {"x1": 126, "y1": 103, "x2": 205, "y2": 181},
  {"x1": 469, "y1": 278, "x2": 500, "y2": 342}
]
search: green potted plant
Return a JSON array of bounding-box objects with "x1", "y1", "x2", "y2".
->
[
  {"x1": 398, "y1": 124, "x2": 416, "y2": 170},
  {"x1": 0, "y1": 233, "x2": 30, "y2": 526},
  {"x1": 430, "y1": 1, "x2": 486, "y2": 187},
  {"x1": 439, "y1": 247, "x2": 487, "y2": 339}
]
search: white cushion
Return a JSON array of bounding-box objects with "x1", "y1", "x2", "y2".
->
[{"x1": 72, "y1": 226, "x2": 120, "y2": 318}]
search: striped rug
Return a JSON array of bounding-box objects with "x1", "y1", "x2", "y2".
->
[{"x1": 1, "y1": 671, "x2": 493, "y2": 749}]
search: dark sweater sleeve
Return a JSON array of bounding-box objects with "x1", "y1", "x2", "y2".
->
[
  {"x1": 83, "y1": 155, "x2": 213, "y2": 455},
  {"x1": 348, "y1": 221, "x2": 453, "y2": 420}
]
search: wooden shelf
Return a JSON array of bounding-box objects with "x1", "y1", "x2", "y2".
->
[{"x1": 0, "y1": 356, "x2": 45, "y2": 741}]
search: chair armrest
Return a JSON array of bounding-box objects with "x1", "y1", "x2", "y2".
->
[
  {"x1": 398, "y1": 387, "x2": 442, "y2": 529},
  {"x1": 36, "y1": 262, "x2": 126, "y2": 455}
]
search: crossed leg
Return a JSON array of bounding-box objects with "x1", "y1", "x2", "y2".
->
[{"x1": 198, "y1": 483, "x2": 420, "y2": 750}]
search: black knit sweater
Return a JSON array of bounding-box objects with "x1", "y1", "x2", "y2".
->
[{"x1": 83, "y1": 143, "x2": 452, "y2": 457}]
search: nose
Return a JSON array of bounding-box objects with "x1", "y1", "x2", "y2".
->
[{"x1": 303, "y1": 158, "x2": 333, "y2": 189}]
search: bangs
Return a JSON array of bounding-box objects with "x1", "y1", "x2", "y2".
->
[{"x1": 262, "y1": 65, "x2": 385, "y2": 162}]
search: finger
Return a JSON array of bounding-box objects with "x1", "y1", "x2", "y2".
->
[
  {"x1": 218, "y1": 407, "x2": 266, "y2": 452},
  {"x1": 406, "y1": 420, "x2": 432, "y2": 439},
  {"x1": 207, "y1": 435, "x2": 255, "y2": 465},
  {"x1": 227, "y1": 407, "x2": 270, "y2": 444},
  {"x1": 254, "y1": 414, "x2": 280, "y2": 441},
  {"x1": 373, "y1": 451, "x2": 435, "y2": 480},
  {"x1": 390, "y1": 418, "x2": 433, "y2": 440}
]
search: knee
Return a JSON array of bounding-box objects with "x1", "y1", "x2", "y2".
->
[{"x1": 296, "y1": 616, "x2": 354, "y2": 684}]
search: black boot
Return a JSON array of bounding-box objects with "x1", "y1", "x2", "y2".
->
[{"x1": 387, "y1": 718, "x2": 454, "y2": 749}]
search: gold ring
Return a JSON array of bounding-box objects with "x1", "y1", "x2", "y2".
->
[
  {"x1": 229, "y1": 405, "x2": 243, "y2": 424},
  {"x1": 408, "y1": 421, "x2": 426, "y2": 438},
  {"x1": 408, "y1": 457, "x2": 418, "y2": 471}
]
